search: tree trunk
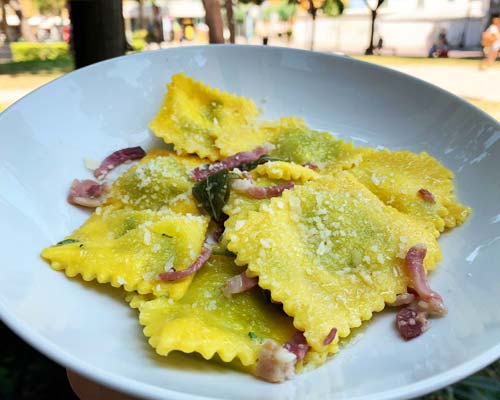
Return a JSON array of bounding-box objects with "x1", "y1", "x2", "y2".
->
[
  {"x1": 0, "y1": 0, "x2": 8, "y2": 42},
  {"x1": 308, "y1": 0, "x2": 317, "y2": 51},
  {"x1": 138, "y1": 0, "x2": 145, "y2": 30},
  {"x1": 202, "y1": 0, "x2": 224, "y2": 44},
  {"x1": 10, "y1": 0, "x2": 36, "y2": 41},
  {"x1": 225, "y1": 0, "x2": 235, "y2": 44},
  {"x1": 69, "y1": 0, "x2": 125, "y2": 69},
  {"x1": 365, "y1": 9, "x2": 376, "y2": 55},
  {"x1": 310, "y1": 10, "x2": 317, "y2": 50}
]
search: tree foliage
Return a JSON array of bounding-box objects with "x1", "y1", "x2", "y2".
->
[{"x1": 36, "y1": 0, "x2": 66, "y2": 15}]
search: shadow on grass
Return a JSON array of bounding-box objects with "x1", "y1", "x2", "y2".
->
[{"x1": 0, "y1": 57, "x2": 74, "y2": 75}]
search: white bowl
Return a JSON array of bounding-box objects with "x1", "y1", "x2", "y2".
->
[{"x1": 0, "y1": 45, "x2": 499, "y2": 400}]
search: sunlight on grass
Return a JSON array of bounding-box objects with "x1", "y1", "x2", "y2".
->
[{"x1": 353, "y1": 55, "x2": 500, "y2": 69}]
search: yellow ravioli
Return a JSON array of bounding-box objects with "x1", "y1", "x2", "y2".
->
[
  {"x1": 222, "y1": 173, "x2": 299, "y2": 235},
  {"x1": 226, "y1": 172, "x2": 441, "y2": 353},
  {"x1": 149, "y1": 73, "x2": 262, "y2": 160},
  {"x1": 350, "y1": 149, "x2": 471, "y2": 233},
  {"x1": 125, "y1": 293, "x2": 156, "y2": 310},
  {"x1": 105, "y1": 150, "x2": 199, "y2": 214},
  {"x1": 263, "y1": 117, "x2": 363, "y2": 171},
  {"x1": 41, "y1": 206, "x2": 209, "y2": 299},
  {"x1": 253, "y1": 161, "x2": 319, "y2": 183},
  {"x1": 139, "y1": 255, "x2": 297, "y2": 367},
  {"x1": 149, "y1": 74, "x2": 220, "y2": 160}
]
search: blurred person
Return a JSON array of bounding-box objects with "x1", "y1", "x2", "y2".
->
[
  {"x1": 147, "y1": 3, "x2": 164, "y2": 44},
  {"x1": 428, "y1": 29, "x2": 449, "y2": 58},
  {"x1": 481, "y1": 14, "x2": 500, "y2": 69},
  {"x1": 162, "y1": 16, "x2": 173, "y2": 42}
]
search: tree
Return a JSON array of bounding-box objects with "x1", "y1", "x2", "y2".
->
[
  {"x1": 363, "y1": 0, "x2": 385, "y2": 55},
  {"x1": 36, "y1": 0, "x2": 66, "y2": 15},
  {"x1": 8, "y1": 0, "x2": 36, "y2": 41},
  {"x1": 69, "y1": 0, "x2": 125, "y2": 68},
  {"x1": 225, "y1": 0, "x2": 235, "y2": 44},
  {"x1": 293, "y1": 0, "x2": 344, "y2": 50},
  {"x1": 202, "y1": 0, "x2": 224, "y2": 43},
  {"x1": 137, "y1": 0, "x2": 145, "y2": 30},
  {"x1": 1, "y1": 0, "x2": 8, "y2": 42}
]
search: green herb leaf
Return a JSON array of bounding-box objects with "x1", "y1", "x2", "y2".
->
[
  {"x1": 238, "y1": 155, "x2": 283, "y2": 172},
  {"x1": 192, "y1": 169, "x2": 231, "y2": 222},
  {"x1": 248, "y1": 332, "x2": 258, "y2": 340},
  {"x1": 55, "y1": 239, "x2": 79, "y2": 246},
  {"x1": 211, "y1": 246, "x2": 235, "y2": 257}
]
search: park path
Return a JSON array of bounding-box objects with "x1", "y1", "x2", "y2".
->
[
  {"x1": 385, "y1": 64, "x2": 500, "y2": 102},
  {"x1": 1, "y1": 58, "x2": 499, "y2": 107}
]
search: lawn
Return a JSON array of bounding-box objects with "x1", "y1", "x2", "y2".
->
[
  {"x1": 353, "y1": 54, "x2": 500, "y2": 69},
  {"x1": 0, "y1": 57, "x2": 73, "y2": 75}
]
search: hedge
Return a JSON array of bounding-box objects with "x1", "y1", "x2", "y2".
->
[{"x1": 11, "y1": 42, "x2": 70, "y2": 62}]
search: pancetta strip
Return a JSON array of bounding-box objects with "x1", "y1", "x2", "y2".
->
[
  {"x1": 405, "y1": 244, "x2": 446, "y2": 315},
  {"x1": 323, "y1": 328, "x2": 337, "y2": 346},
  {"x1": 222, "y1": 271, "x2": 258, "y2": 297},
  {"x1": 93, "y1": 146, "x2": 146, "y2": 179},
  {"x1": 158, "y1": 243, "x2": 212, "y2": 281},
  {"x1": 231, "y1": 179, "x2": 295, "y2": 200},
  {"x1": 191, "y1": 144, "x2": 275, "y2": 181}
]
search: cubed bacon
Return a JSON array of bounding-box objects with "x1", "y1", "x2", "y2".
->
[
  {"x1": 396, "y1": 307, "x2": 428, "y2": 340},
  {"x1": 392, "y1": 244, "x2": 448, "y2": 340},
  {"x1": 417, "y1": 188, "x2": 436, "y2": 204},
  {"x1": 283, "y1": 331, "x2": 310, "y2": 362},
  {"x1": 254, "y1": 340, "x2": 296, "y2": 383},
  {"x1": 67, "y1": 179, "x2": 105, "y2": 208}
]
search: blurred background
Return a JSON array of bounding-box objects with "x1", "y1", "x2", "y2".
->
[
  {"x1": 0, "y1": 0, "x2": 499, "y2": 119},
  {"x1": 0, "y1": 1, "x2": 499, "y2": 399}
]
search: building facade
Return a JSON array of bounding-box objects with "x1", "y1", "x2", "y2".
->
[{"x1": 293, "y1": 0, "x2": 498, "y2": 55}]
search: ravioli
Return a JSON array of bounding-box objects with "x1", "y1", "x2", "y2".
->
[
  {"x1": 105, "y1": 150, "x2": 199, "y2": 214},
  {"x1": 149, "y1": 73, "x2": 263, "y2": 160},
  {"x1": 264, "y1": 117, "x2": 362, "y2": 171},
  {"x1": 226, "y1": 172, "x2": 441, "y2": 353},
  {"x1": 43, "y1": 73, "x2": 472, "y2": 383},
  {"x1": 350, "y1": 149, "x2": 471, "y2": 233},
  {"x1": 41, "y1": 206, "x2": 209, "y2": 299},
  {"x1": 139, "y1": 255, "x2": 297, "y2": 367},
  {"x1": 222, "y1": 167, "x2": 315, "y2": 236},
  {"x1": 253, "y1": 161, "x2": 319, "y2": 183}
]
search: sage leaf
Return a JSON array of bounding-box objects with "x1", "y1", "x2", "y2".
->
[{"x1": 192, "y1": 169, "x2": 230, "y2": 222}]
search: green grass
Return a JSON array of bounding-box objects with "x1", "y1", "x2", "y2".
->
[
  {"x1": 0, "y1": 57, "x2": 73, "y2": 75},
  {"x1": 421, "y1": 360, "x2": 500, "y2": 400},
  {"x1": 353, "y1": 55, "x2": 500, "y2": 69}
]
